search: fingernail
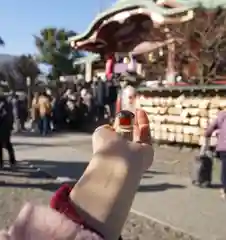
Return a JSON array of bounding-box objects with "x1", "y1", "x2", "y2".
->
[
  {"x1": 103, "y1": 124, "x2": 114, "y2": 129},
  {"x1": 95, "y1": 125, "x2": 114, "y2": 132}
]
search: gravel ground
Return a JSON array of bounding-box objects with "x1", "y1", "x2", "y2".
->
[
  {"x1": 0, "y1": 165, "x2": 54, "y2": 229},
  {"x1": 1, "y1": 133, "x2": 207, "y2": 239},
  {"x1": 65, "y1": 139, "x2": 201, "y2": 177},
  {"x1": 153, "y1": 145, "x2": 199, "y2": 177},
  {"x1": 71, "y1": 140, "x2": 221, "y2": 180},
  {"x1": 13, "y1": 130, "x2": 204, "y2": 178},
  {"x1": 123, "y1": 212, "x2": 198, "y2": 240},
  {"x1": 0, "y1": 163, "x2": 198, "y2": 240}
]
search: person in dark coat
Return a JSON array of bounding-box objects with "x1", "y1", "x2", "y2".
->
[
  {"x1": 18, "y1": 94, "x2": 28, "y2": 131},
  {"x1": 8, "y1": 92, "x2": 20, "y2": 132},
  {"x1": 0, "y1": 94, "x2": 16, "y2": 168},
  {"x1": 105, "y1": 79, "x2": 118, "y2": 121},
  {"x1": 92, "y1": 77, "x2": 106, "y2": 121}
]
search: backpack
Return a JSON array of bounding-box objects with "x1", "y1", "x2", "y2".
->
[{"x1": 191, "y1": 154, "x2": 213, "y2": 187}]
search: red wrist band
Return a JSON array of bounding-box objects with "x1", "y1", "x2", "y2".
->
[
  {"x1": 51, "y1": 184, "x2": 123, "y2": 240},
  {"x1": 50, "y1": 184, "x2": 105, "y2": 238},
  {"x1": 50, "y1": 184, "x2": 84, "y2": 225}
]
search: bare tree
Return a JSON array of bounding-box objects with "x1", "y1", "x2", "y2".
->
[{"x1": 168, "y1": 9, "x2": 226, "y2": 84}]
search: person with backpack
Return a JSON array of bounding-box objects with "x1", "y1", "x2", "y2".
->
[
  {"x1": 0, "y1": 94, "x2": 16, "y2": 169},
  {"x1": 204, "y1": 110, "x2": 226, "y2": 199}
]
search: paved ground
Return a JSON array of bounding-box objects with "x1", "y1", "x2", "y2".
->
[{"x1": 0, "y1": 133, "x2": 224, "y2": 239}]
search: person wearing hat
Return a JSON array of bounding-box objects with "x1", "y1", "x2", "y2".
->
[
  {"x1": 116, "y1": 85, "x2": 151, "y2": 142},
  {"x1": 115, "y1": 78, "x2": 129, "y2": 114}
]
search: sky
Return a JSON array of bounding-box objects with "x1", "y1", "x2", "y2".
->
[{"x1": 0, "y1": 0, "x2": 114, "y2": 56}]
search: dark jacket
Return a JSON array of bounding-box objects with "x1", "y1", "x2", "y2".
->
[
  {"x1": 93, "y1": 80, "x2": 106, "y2": 106},
  {"x1": 0, "y1": 96, "x2": 13, "y2": 141},
  {"x1": 105, "y1": 81, "x2": 118, "y2": 104}
]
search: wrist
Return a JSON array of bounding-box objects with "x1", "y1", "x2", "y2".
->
[
  {"x1": 50, "y1": 184, "x2": 103, "y2": 238},
  {"x1": 69, "y1": 154, "x2": 144, "y2": 240}
]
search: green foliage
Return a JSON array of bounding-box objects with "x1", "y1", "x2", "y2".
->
[
  {"x1": 34, "y1": 27, "x2": 84, "y2": 80},
  {"x1": 15, "y1": 55, "x2": 40, "y2": 82},
  {"x1": 0, "y1": 55, "x2": 40, "y2": 91}
]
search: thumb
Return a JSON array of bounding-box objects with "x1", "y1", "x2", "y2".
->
[{"x1": 134, "y1": 109, "x2": 152, "y2": 144}]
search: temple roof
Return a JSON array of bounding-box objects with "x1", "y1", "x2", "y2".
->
[
  {"x1": 73, "y1": 54, "x2": 100, "y2": 66},
  {"x1": 69, "y1": 0, "x2": 226, "y2": 45}
]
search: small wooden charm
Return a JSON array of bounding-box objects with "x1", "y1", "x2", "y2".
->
[{"x1": 114, "y1": 110, "x2": 135, "y2": 141}]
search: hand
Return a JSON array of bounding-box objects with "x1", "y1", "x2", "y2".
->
[
  {"x1": 0, "y1": 203, "x2": 102, "y2": 240},
  {"x1": 92, "y1": 123, "x2": 153, "y2": 172},
  {"x1": 93, "y1": 108, "x2": 153, "y2": 171},
  {"x1": 0, "y1": 111, "x2": 154, "y2": 240},
  {"x1": 69, "y1": 113, "x2": 153, "y2": 240}
]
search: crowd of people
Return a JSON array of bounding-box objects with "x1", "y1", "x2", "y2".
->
[
  {"x1": 30, "y1": 77, "x2": 118, "y2": 135},
  {"x1": 0, "y1": 76, "x2": 122, "y2": 169}
]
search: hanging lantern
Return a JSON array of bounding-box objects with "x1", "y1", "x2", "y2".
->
[
  {"x1": 123, "y1": 57, "x2": 130, "y2": 64},
  {"x1": 159, "y1": 48, "x2": 164, "y2": 56},
  {"x1": 105, "y1": 54, "x2": 115, "y2": 81},
  {"x1": 148, "y1": 53, "x2": 154, "y2": 62}
]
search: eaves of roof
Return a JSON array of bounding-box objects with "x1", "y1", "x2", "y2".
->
[
  {"x1": 69, "y1": 0, "x2": 226, "y2": 45},
  {"x1": 68, "y1": 0, "x2": 200, "y2": 44},
  {"x1": 73, "y1": 54, "x2": 101, "y2": 65}
]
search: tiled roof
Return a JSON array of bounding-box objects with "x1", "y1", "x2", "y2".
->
[{"x1": 69, "y1": 0, "x2": 226, "y2": 44}]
